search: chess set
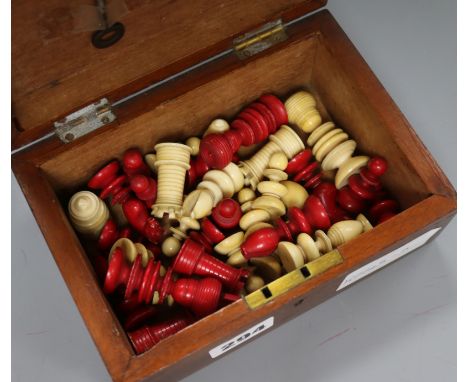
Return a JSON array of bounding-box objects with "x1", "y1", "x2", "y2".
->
[
  {"x1": 12, "y1": 1, "x2": 456, "y2": 381},
  {"x1": 67, "y1": 90, "x2": 400, "y2": 354}
]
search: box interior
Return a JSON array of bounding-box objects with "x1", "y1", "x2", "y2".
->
[{"x1": 34, "y1": 30, "x2": 432, "y2": 356}]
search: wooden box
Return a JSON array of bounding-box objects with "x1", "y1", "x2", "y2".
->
[{"x1": 11, "y1": 1, "x2": 456, "y2": 381}]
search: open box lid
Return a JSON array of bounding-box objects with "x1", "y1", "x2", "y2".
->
[{"x1": 12, "y1": 0, "x2": 327, "y2": 150}]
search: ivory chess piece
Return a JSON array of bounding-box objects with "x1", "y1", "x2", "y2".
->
[
  {"x1": 238, "y1": 187, "x2": 256, "y2": 213},
  {"x1": 245, "y1": 274, "x2": 265, "y2": 293},
  {"x1": 280, "y1": 180, "x2": 309, "y2": 209},
  {"x1": 250, "y1": 256, "x2": 282, "y2": 282},
  {"x1": 130, "y1": 174, "x2": 157, "y2": 208},
  {"x1": 163, "y1": 216, "x2": 200, "y2": 256},
  {"x1": 239, "y1": 125, "x2": 305, "y2": 189},
  {"x1": 151, "y1": 143, "x2": 191, "y2": 219},
  {"x1": 185, "y1": 137, "x2": 201, "y2": 156},
  {"x1": 199, "y1": 94, "x2": 287, "y2": 169},
  {"x1": 277, "y1": 231, "x2": 332, "y2": 272},
  {"x1": 144, "y1": 154, "x2": 157, "y2": 173},
  {"x1": 285, "y1": 90, "x2": 322, "y2": 133},
  {"x1": 68, "y1": 191, "x2": 110, "y2": 238},
  {"x1": 203, "y1": 119, "x2": 230, "y2": 137},
  {"x1": 173, "y1": 239, "x2": 249, "y2": 292},
  {"x1": 88, "y1": 160, "x2": 131, "y2": 205},
  {"x1": 108, "y1": 238, "x2": 154, "y2": 267},
  {"x1": 305, "y1": 121, "x2": 370, "y2": 189},
  {"x1": 161, "y1": 237, "x2": 181, "y2": 257},
  {"x1": 128, "y1": 314, "x2": 193, "y2": 354},
  {"x1": 182, "y1": 162, "x2": 244, "y2": 220},
  {"x1": 122, "y1": 148, "x2": 151, "y2": 177},
  {"x1": 215, "y1": 227, "x2": 279, "y2": 266}
]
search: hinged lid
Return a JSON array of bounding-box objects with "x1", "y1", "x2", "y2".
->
[{"x1": 12, "y1": 0, "x2": 327, "y2": 149}]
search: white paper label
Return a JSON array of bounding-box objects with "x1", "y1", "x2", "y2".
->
[
  {"x1": 337, "y1": 227, "x2": 442, "y2": 291},
  {"x1": 209, "y1": 316, "x2": 274, "y2": 358}
]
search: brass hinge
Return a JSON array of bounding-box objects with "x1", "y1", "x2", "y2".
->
[
  {"x1": 233, "y1": 19, "x2": 288, "y2": 60},
  {"x1": 244, "y1": 250, "x2": 344, "y2": 309},
  {"x1": 54, "y1": 98, "x2": 116, "y2": 143}
]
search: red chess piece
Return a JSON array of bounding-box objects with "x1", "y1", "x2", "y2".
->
[
  {"x1": 122, "y1": 148, "x2": 151, "y2": 177},
  {"x1": 189, "y1": 218, "x2": 225, "y2": 253},
  {"x1": 313, "y1": 182, "x2": 351, "y2": 223},
  {"x1": 286, "y1": 150, "x2": 322, "y2": 190},
  {"x1": 98, "y1": 219, "x2": 119, "y2": 251},
  {"x1": 337, "y1": 157, "x2": 388, "y2": 214},
  {"x1": 240, "y1": 227, "x2": 279, "y2": 259},
  {"x1": 103, "y1": 248, "x2": 237, "y2": 316},
  {"x1": 128, "y1": 314, "x2": 193, "y2": 354},
  {"x1": 302, "y1": 195, "x2": 331, "y2": 230},
  {"x1": 122, "y1": 198, "x2": 164, "y2": 244},
  {"x1": 88, "y1": 161, "x2": 131, "y2": 205},
  {"x1": 186, "y1": 156, "x2": 210, "y2": 189},
  {"x1": 369, "y1": 199, "x2": 399, "y2": 225},
  {"x1": 274, "y1": 207, "x2": 313, "y2": 240},
  {"x1": 173, "y1": 239, "x2": 249, "y2": 292},
  {"x1": 130, "y1": 174, "x2": 157, "y2": 208},
  {"x1": 199, "y1": 94, "x2": 288, "y2": 169},
  {"x1": 211, "y1": 198, "x2": 242, "y2": 229}
]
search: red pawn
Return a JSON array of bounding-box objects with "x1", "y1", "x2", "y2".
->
[
  {"x1": 240, "y1": 227, "x2": 279, "y2": 259},
  {"x1": 128, "y1": 314, "x2": 193, "y2": 354},
  {"x1": 286, "y1": 150, "x2": 322, "y2": 190},
  {"x1": 337, "y1": 157, "x2": 388, "y2": 214},
  {"x1": 274, "y1": 207, "x2": 313, "y2": 241},
  {"x1": 130, "y1": 175, "x2": 157, "y2": 208},
  {"x1": 122, "y1": 198, "x2": 164, "y2": 244},
  {"x1": 88, "y1": 161, "x2": 130, "y2": 205},
  {"x1": 369, "y1": 199, "x2": 399, "y2": 225},
  {"x1": 173, "y1": 239, "x2": 249, "y2": 292},
  {"x1": 122, "y1": 149, "x2": 151, "y2": 177},
  {"x1": 211, "y1": 198, "x2": 242, "y2": 230},
  {"x1": 186, "y1": 156, "x2": 210, "y2": 189},
  {"x1": 313, "y1": 182, "x2": 351, "y2": 223}
]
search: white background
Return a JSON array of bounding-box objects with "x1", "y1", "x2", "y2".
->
[{"x1": 11, "y1": 1, "x2": 457, "y2": 381}]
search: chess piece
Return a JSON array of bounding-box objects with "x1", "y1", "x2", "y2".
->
[
  {"x1": 186, "y1": 155, "x2": 210, "y2": 189},
  {"x1": 182, "y1": 162, "x2": 244, "y2": 220},
  {"x1": 305, "y1": 121, "x2": 370, "y2": 189},
  {"x1": 286, "y1": 150, "x2": 322, "y2": 190},
  {"x1": 280, "y1": 181, "x2": 309, "y2": 209},
  {"x1": 238, "y1": 187, "x2": 256, "y2": 212},
  {"x1": 173, "y1": 239, "x2": 249, "y2": 292},
  {"x1": 130, "y1": 174, "x2": 157, "y2": 208},
  {"x1": 185, "y1": 137, "x2": 201, "y2": 156},
  {"x1": 313, "y1": 182, "x2": 351, "y2": 224},
  {"x1": 122, "y1": 305, "x2": 160, "y2": 331},
  {"x1": 198, "y1": 94, "x2": 288, "y2": 169},
  {"x1": 326, "y1": 213, "x2": 373, "y2": 246},
  {"x1": 88, "y1": 161, "x2": 131, "y2": 205},
  {"x1": 161, "y1": 237, "x2": 181, "y2": 257},
  {"x1": 277, "y1": 231, "x2": 332, "y2": 272},
  {"x1": 239, "y1": 125, "x2": 305, "y2": 189},
  {"x1": 189, "y1": 217, "x2": 225, "y2": 252},
  {"x1": 68, "y1": 191, "x2": 110, "y2": 238},
  {"x1": 123, "y1": 198, "x2": 164, "y2": 244},
  {"x1": 215, "y1": 227, "x2": 279, "y2": 266},
  {"x1": 151, "y1": 143, "x2": 191, "y2": 219},
  {"x1": 336, "y1": 157, "x2": 388, "y2": 214},
  {"x1": 97, "y1": 219, "x2": 119, "y2": 251},
  {"x1": 273, "y1": 207, "x2": 313, "y2": 240},
  {"x1": 109, "y1": 202, "x2": 129, "y2": 227},
  {"x1": 245, "y1": 274, "x2": 265, "y2": 293},
  {"x1": 369, "y1": 199, "x2": 399, "y2": 225},
  {"x1": 128, "y1": 313, "x2": 193, "y2": 354},
  {"x1": 122, "y1": 148, "x2": 151, "y2": 177},
  {"x1": 250, "y1": 256, "x2": 282, "y2": 282},
  {"x1": 211, "y1": 198, "x2": 242, "y2": 229},
  {"x1": 203, "y1": 119, "x2": 230, "y2": 137},
  {"x1": 285, "y1": 91, "x2": 322, "y2": 133},
  {"x1": 108, "y1": 238, "x2": 155, "y2": 266},
  {"x1": 145, "y1": 154, "x2": 157, "y2": 173},
  {"x1": 302, "y1": 195, "x2": 331, "y2": 231}
]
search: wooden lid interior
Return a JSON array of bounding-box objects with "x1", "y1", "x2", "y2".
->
[{"x1": 12, "y1": 0, "x2": 326, "y2": 148}]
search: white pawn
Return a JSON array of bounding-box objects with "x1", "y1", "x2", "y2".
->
[
  {"x1": 284, "y1": 90, "x2": 322, "y2": 133},
  {"x1": 68, "y1": 191, "x2": 109, "y2": 238},
  {"x1": 214, "y1": 232, "x2": 246, "y2": 267},
  {"x1": 185, "y1": 137, "x2": 201, "y2": 156},
  {"x1": 203, "y1": 119, "x2": 230, "y2": 137}
]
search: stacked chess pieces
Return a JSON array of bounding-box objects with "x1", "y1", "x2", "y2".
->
[{"x1": 67, "y1": 90, "x2": 400, "y2": 356}]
